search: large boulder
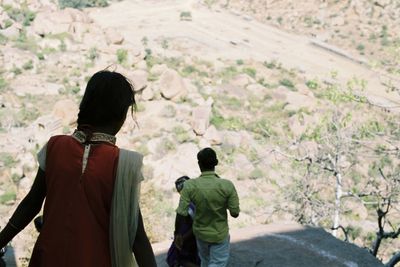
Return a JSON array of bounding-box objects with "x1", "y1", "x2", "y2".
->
[
  {"x1": 230, "y1": 73, "x2": 255, "y2": 88},
  {"x1": 203, "y1": 125, "x2": 222, "y2": 145},
  {"x1": 10, "y1": 75, "x2": 62, "y2": 96},
  {"x1": 191, "y1": 105, "x2": 211, "y2": 136},
  {"x1": 150, "y1": 64, "x2": 168, "y2": 76},
  {"x1": 159, "y1": 69, "x2": 187, "y2": 101},
  {"x1": 32, "y1": 8, "x2": 91, "y2": 36},
  {"x1": 128, "y1": 69, "x2": 148, "y2": 92},
  {"x1": 52, "y1": 99, "x2": 79, "y2": 126},
  {"x1": 150, "y1": 143, "x2": 200, "y2": 188},
  {"x1": 104, "y1": 28, "x2": 124, "y2": 45}
]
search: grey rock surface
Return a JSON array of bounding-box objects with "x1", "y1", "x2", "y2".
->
[{"x1": 153, "y1": 223, "x2": 383, "y2": 267}]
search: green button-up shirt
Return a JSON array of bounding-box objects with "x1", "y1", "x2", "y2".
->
[{"x1": 176, "y1": 171, "x2": 240, "y2": 243}]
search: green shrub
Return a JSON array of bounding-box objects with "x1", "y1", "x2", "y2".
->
[
  {"x1": 356, "y1": 43, "x2": 365, "y2": 52},
  {"x1": 11, "y1": 66, "x2": 22, "y2": 75},
  {"x1": 173, "y1": 126, "x2": 190, "y2": 143},
  {"x1": 17, "y1": 106, "x2": 40, "y2": 123},
  {"x1": 87, "y1": 47, "x2": 99, "y2": 61},
  {"x1": 0, "y1": 77, "x2": 7, "y2": 92},
  {"x1": 181, "y1": 65, "x2": 197, "y2": 77},
  {"x1": 249, "y1": 168, "x2": 264, "y2": 180},
  {"x1": 116, "y1": 49, "x2": 128, "y2": 64},
  {"x1": 263, "y1": 60, "x2": 280, "y2": 69},
  {"x1": 4, "y1": 5, "x2": 36, "y2": 26},
  {"x1": 36, "y1": 52, "x2": 45, "y2": 60},
  {"x1": 58, "y1": 0, "x2": 108, "y2": 9},
  {"x1": 0, "y1": 33, "x2": 8, "y2": 45},
  {"x1": 242, "y1": 67, "x2": 257, "y2": 78},
  {"x1": 346, "y1": 225, "x2": 362, "y2": 241},
  {"x1": 306, "y1": 79, "x2": 319, "y2": 89},
  {"x1": 236, "y1": 59, "x2": 244, "y2": 65},
  {"x1": 279, "y1": 78, "x2": 295, "y2": 90},
  {"x1": 0, "y1": 191, "x2": 16, "y2": 204},
  {"x1": 180, "y1": 11, "x2": 192, "y2": 21},
  {"x1": 0, "y1": 152, "x2": 18, "y2": 168},
  {"x1": 22, "y1": 60, "x2": 34, "y2": 70},
  {"x1": 218, "y1": 66, "x2": 238, "y2": 81}
]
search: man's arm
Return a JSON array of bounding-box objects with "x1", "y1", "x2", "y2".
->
[
  {"x1": 176, "y1": 185, "x2": 191, "y2": 217},
  {"x1": 132, "y1": 209, "x2": 156, "y2": 267},
  {"x1": 0, "y1": 168, "x2": 46, "y2": 248},
  {"x1": 227, "y1": 183, "x2": 240, "y2": 218}
]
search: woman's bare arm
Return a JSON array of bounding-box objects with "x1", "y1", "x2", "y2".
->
[
  {"x1": 0, "y1": 168, "x2": 46, "y2": 248},
  {"x1": 132, "y1": 209, "x2": 156, "y2": 267}
]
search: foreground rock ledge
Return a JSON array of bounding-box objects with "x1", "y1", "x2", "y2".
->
[{"x1": 153, "y1": 223, "x2": 383, "y2": 267}]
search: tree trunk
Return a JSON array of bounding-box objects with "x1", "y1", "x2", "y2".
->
[
  {"x1": 332, "y1": 172, "x2": 343, "y2": 237},
  {"x1": 386, "y1": 252, "x2": 400, "y2": 267}
]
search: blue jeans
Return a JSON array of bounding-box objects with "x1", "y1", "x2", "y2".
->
[{"x1": 196, "y1": 235, "x2": 230, "y2": 267}]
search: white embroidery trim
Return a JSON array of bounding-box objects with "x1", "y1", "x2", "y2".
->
[{"x1": 82, "y1": 144, "x2": 91, "y2": 174}]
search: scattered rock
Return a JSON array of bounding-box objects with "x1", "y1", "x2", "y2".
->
[
  {"x1": 104, "y1": 28, "x2": 124, "y2": 45},
  {"x1": 129, "y1": 69, "x2": 148, "y2": 92},
  {"x1": 0, "y1": 23, "x2": 21, "y2": 38},
  {"x1": 32, "y1": 8, "x2": 91, "y2": 36},
  {"x1": 204, "y1": 125, "x2": 222, "y2": 145},
  {"x1": 230, "y1": 73, "x2": 256, "y2": 88},
  {"x1": 159, "y1": 69, "x2": 188, "y2": 101},
  {"x1": 135, "y1": 60, "x2": 148, "y2": 70},
  {"x1": 52, "y1": 99, "x2": 79, "y2": 126},
  {"x1": 150, "y1": 64, "x2": 168, "y2": 76},
  {"x1": 10, "y1": 75, "x2": 62, "y2": 96},
  {"x1": 141, "y1": 86, "x2": 155, "y2": 101},
  {"x1": 233, "y1": 153, "x2": 254, "y2": 175},
  {"x1": 191, "y1": 105, "x2": 212, "y2": 136}
]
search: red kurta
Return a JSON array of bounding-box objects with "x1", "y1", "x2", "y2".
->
[{"x1": 29, "y1": 135, "x2": 119, "y2": 267}]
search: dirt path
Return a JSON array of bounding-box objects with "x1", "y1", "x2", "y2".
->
[{"x1": 89, "y1": 0, "x2": 400, "y2": 111}]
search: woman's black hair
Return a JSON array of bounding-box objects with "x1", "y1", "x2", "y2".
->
[{"x1": 77, "y1": 70, "x2": 135, "y2": 127}]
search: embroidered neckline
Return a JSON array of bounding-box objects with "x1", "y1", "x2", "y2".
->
[{"x1": 72, "y1": 130, "x2": 116, "y2": 145}]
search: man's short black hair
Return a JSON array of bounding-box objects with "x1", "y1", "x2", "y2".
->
[{"x1": 197, "y1": 147, "x2": 218, "y2": 169}]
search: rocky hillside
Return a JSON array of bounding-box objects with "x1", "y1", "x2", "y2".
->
[
  {"x1": 0, "y1": 0, "x2": 399, "y2": 266},
  {"x1": 211, "y1": 0, "x2": 400, "y2": 77}
]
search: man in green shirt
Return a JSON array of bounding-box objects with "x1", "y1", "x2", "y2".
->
[{"x1": 176, "y1": 148, "x2": 240, "y2": 267}]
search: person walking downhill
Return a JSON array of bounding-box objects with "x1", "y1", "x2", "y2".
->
[
  {"x1": 167, "y1": 176, "x2": 200, "y2": 267},
  {"x1": 176, "y1": 148, "x2": 240, "y2": 267},
  {"x1": 0, "y1": 70, "x2": 156, "y2": 267}
]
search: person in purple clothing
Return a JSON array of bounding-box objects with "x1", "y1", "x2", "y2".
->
[{"x1": 167, "y1": 176, "x2": 200, "y2": 267}]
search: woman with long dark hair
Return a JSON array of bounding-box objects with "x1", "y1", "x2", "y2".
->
[{"x1": 0, "y1": 70, "x2": 156, "y2": 267}]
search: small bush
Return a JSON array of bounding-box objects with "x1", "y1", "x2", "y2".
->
[
  {"x1": 173, "y1": 126, "x2": 190, "y2": 143},
  {"x1": 279, "y1": 78, "x2": 295, "y2": 89},
  {"x1": 242, "y1": 67, "x2": 257, "y2": 78},
  {"x1": 116, "y1": 49, "x2": 128, "y2": 64},
  {"x1": 0, "y1": 77, "x2": 7, "y2": 92},
  {"x1": 87, "y1": 47, "x2": 99, "y2": 61},
  {"x1": 4, "y1": 5, "x2": 36, "y2": 26},
  {"x1": 306, "y1": 79, "x2": 319, "y2": 89},
  {"x1": 58, "y1": 0, "x2": 108, "y2": 9},
  {"x1": 236, "y1": 59, "x2": 244, "y2": 65},
  {"x1": 181, "y1": 65, "x2": 197, "y2": 76},
  {"x1": 0, "y1": 152, "x2": 18, "y2": 168},
  {"x1": 22, "y1": 60, "x2": 34, "y2": 70},
  {"x1": 0, "y1": 191, "x2": 16, "y2": 205},
  {"x1": 0, "y1": 33, "x2": 8, "y2": 45},
  {"x1": 180, "y1": 11, "x2": 192, "y2": 21},
  {"x1": 36, "y1": 52, "x2": 45, "y2": 60},
  {"x1": 263, "y1": 60, "x2": 280, "y2": 69}
]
